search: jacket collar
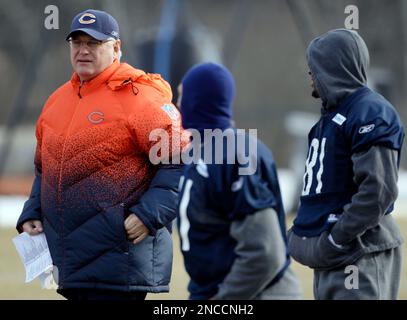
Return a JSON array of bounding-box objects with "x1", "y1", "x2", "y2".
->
[{"x1": 70, "y1": 59, "x2": 121, "y2": 97}]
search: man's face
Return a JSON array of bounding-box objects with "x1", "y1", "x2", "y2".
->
[
  {"x1": 308, "y1": 71, "x2": 320, "y2": 99},
  {"x1": 69, "y1": 32, "x2": 121, "y2": 82}
]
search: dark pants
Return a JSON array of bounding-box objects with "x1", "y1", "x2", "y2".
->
[{"x1": 57, "y1": 288, "x2": 147, "y2": 301}]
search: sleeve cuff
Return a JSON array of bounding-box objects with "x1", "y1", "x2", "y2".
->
[
  {"x1": 16, "y1": 215, "x2": 42, "y2": 233},
  {"x1": 128, "y1": 205, "x2": 158, "y2": 236},
  {"x1": 330, "y1": 224, "x2": 352, "y2": 245}
]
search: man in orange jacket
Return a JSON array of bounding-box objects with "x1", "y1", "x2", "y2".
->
[{"x1": 16, "y1": 9, "x2": 188, "y2": 300}]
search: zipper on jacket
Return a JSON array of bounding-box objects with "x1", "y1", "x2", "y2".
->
[
  {"x1": 78, "y1": 82, "x2": 83, "y2": 99},
  {"x1": 120, "y1": 202, "x2": 130, "y2": 254},
  {"x1": 120, "y1": 201, "x2": 130, "y2": 287}
]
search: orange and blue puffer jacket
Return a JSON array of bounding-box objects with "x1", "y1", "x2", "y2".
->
[{"x1": 17, "y1": 60, "x2": 188, "y2": 292}]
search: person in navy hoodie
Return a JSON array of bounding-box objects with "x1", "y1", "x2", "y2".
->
[
  {"x1": 288, "y1": 29, "x2": 405, "y2": 299},
  {"x1": 176, "y1": 62, "x2": 302, "y2": 300}
]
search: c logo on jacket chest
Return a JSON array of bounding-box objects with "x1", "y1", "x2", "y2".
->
[{"x1": 88, "y1": 111, "x2": 104, "y2": 124}]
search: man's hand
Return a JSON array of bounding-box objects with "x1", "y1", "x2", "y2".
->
[
  {"x1": 22, "y1": 220, "x2": 43, "y2": 235},
  {"x1": 124, "y1": 214, "x2": 149, "y2": 244}
]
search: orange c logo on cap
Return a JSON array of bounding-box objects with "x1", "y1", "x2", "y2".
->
[{"x1": 79, "y1": 13, "x2": 96, "y2": 25}]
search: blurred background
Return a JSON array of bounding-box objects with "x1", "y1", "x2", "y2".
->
[{"x1": 0, "y1": 0, "x2": 406, "y2": 299}]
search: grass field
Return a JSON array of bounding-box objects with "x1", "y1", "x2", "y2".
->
[{"x1": 1, "y1": 218, "x2": 406, "y2": 300}]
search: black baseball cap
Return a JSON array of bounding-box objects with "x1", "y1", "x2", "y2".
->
[{"x1": 66, "y1": 9, "x2": 120, "y2": 41}]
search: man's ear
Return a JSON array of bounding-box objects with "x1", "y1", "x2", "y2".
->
[{"x1": 114, "y1": 40, "x2": 121, "y2": 58}]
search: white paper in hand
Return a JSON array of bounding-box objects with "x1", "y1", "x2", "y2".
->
[{"x1": 12, "y1": 232, "x2": 53, "y2": 283}]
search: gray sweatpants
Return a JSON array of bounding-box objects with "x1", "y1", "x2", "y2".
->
[{"x1": 313, "y1": 246, "x2": 402, "y2": 300}]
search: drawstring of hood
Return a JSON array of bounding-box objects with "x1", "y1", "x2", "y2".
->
[{"x1": 121, "y1": 78, "x2": 140, "y2": 96}]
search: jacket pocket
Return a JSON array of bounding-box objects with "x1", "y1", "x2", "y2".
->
[
  {"x1": 287, "y1": 228, "x2": 362, "y2": 270},
  {"x1": 287, "y1": 228, "x2": 320, "y2": 267},
  {"x1": 127, "y1": 227, "x2": 173, "y2": 287},
  {"x1": 128, "y1": 234, "x2": 155, "y2": 285},
  {"x1": 152, "y1": 228, "x2": 172, "y2": 285},
  {"x1": 99, "y1": 202, "x2": 128, "y2": 245},
  {"x1": 315, "y1": 231, "x2": 360, "y2": 269}
]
